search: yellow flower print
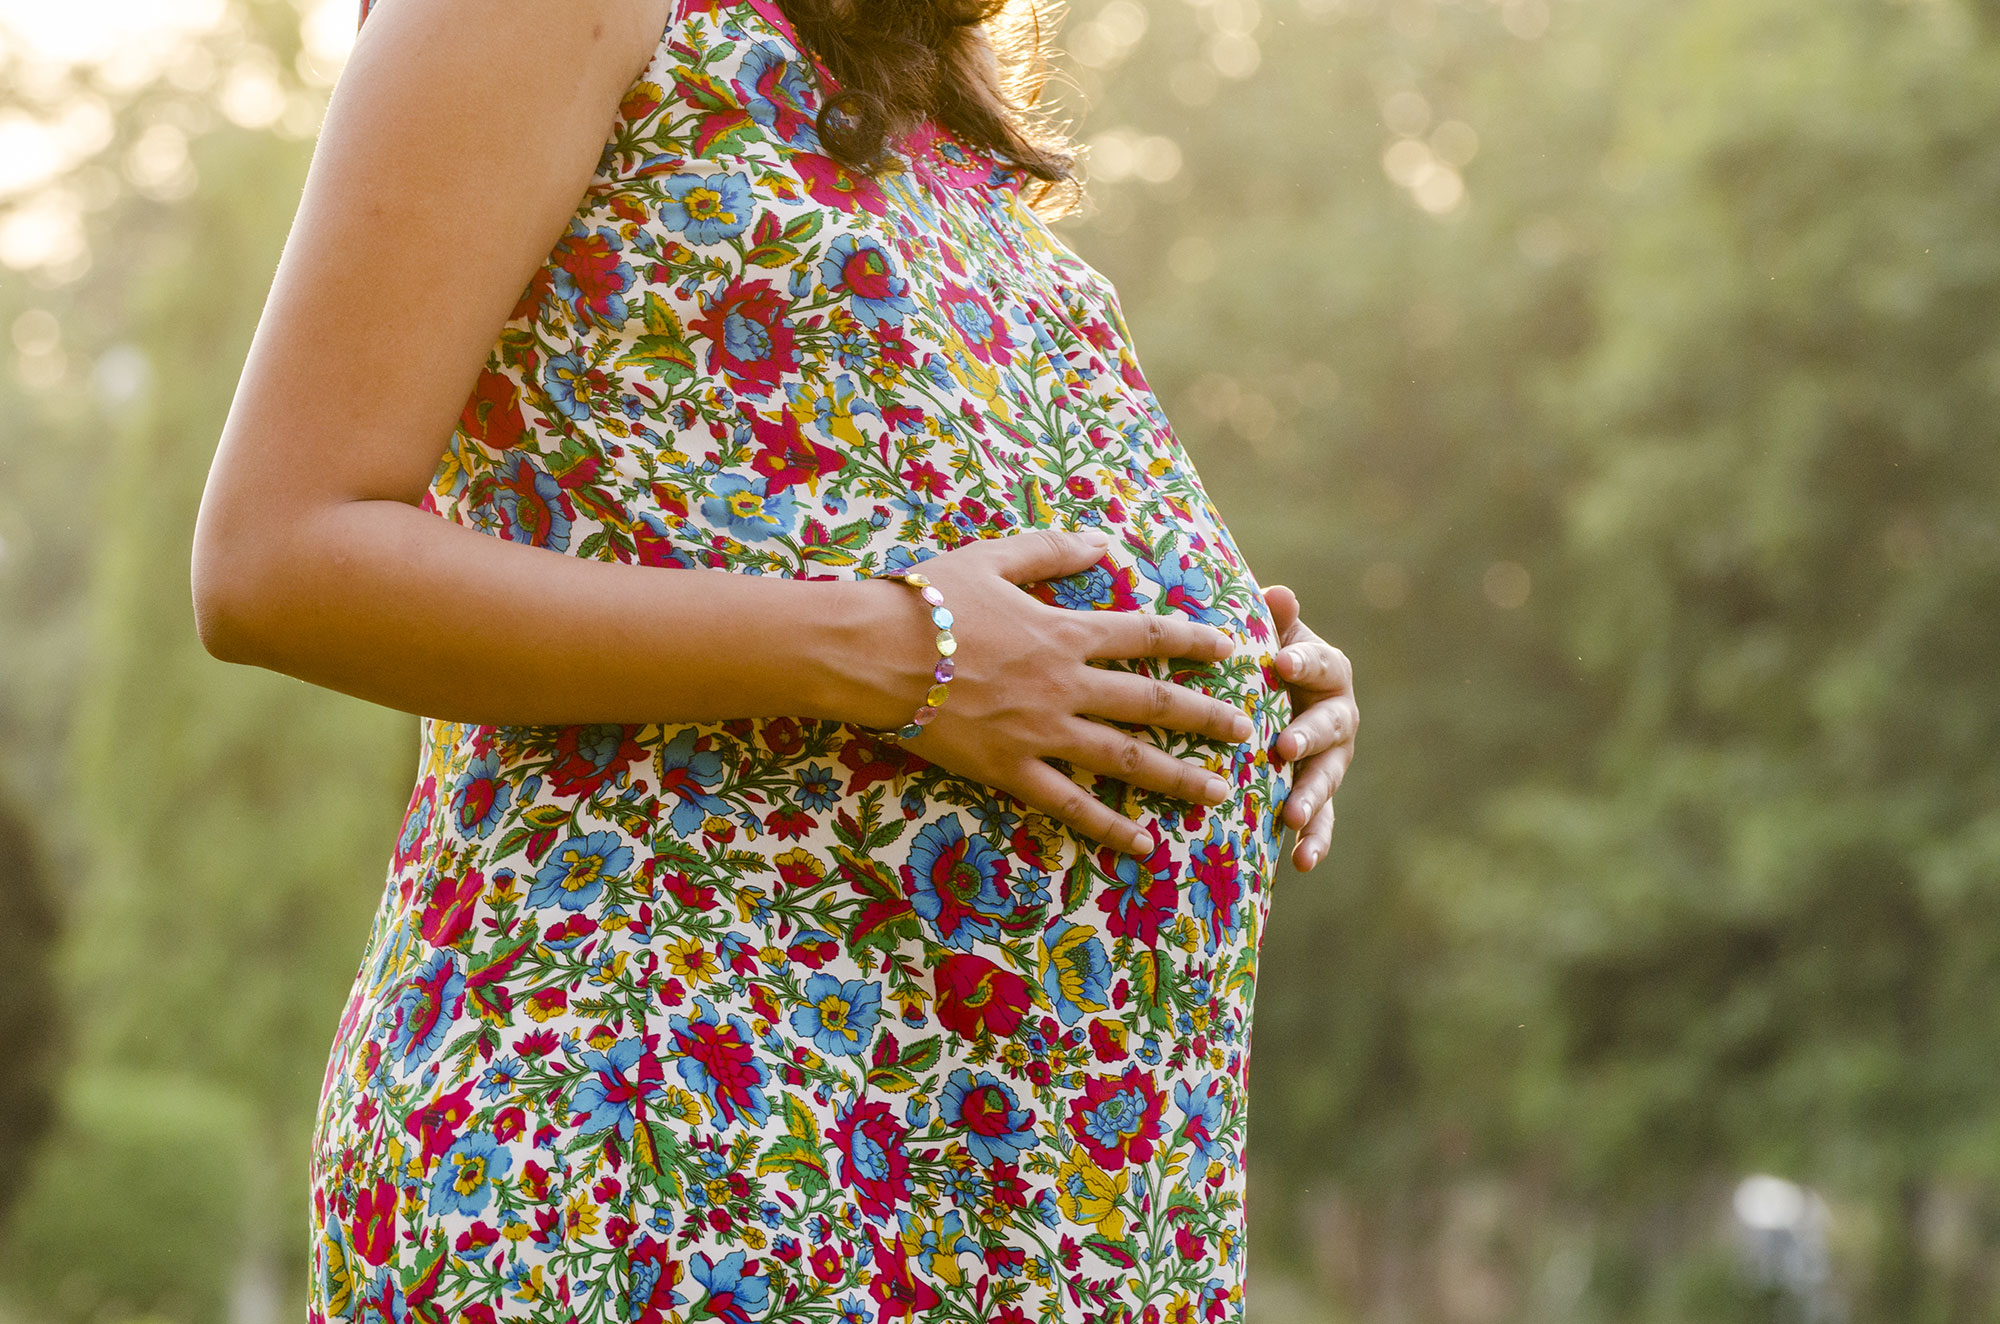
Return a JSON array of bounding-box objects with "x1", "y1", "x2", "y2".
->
[
  {"x1": 784, "y1": 379, "x2": 871, "y2": 451},
  {"x1": 319, "y1": 1233, "x2": 354, "y2": 1317},
  {"x1": 1054, "y1": 1153, "x2": 1129, "y2": 1241},
  {"x1": 772, "y1": 847, "x2": 825, "y2": 883},
  {"x1": 665, "y1": 936, "x2": 721, "y2": 984},
  {"x1": 943, "y1": 348, "x2": 1011, "y2": 420},
  {"x1": 666, "y1": 1086, "x2": 704, "y2": 1124},
  {"x1": 566, "y1": 1192, "x2": 602, "y2": 1238}
]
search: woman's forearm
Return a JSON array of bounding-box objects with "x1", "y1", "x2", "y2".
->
[{"x1": 192, "y1": 494, "x2": 920, "y2": 729}]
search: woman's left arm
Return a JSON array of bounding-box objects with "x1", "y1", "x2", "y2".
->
[{"x1": 1262, "y1": 585, "x2": 1359, "y2": 872}]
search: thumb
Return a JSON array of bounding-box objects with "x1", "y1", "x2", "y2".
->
[{"x1": 973, "y1": 528, "x2": 1116, "y2": 585}]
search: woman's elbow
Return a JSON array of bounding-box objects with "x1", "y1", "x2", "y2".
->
[{"x1": 190, "y1": 520, "x2": 278, "y2": 666}]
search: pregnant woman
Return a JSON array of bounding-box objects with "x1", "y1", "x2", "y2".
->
[{"x1": 192, "y1": 0, "x2": 1358, "y2": 1319}]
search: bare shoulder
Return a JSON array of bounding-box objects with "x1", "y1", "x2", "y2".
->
[
  {"x1": 193, "y1": 0, "x2": 677, "y2": 592},
  {"x1": 344, "y1": 0, "x2": 680, "y2": 120}
]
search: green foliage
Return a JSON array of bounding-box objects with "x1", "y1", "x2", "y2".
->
[{"x1": 0, "y1": 1070, "x2": 256, "y2": 1321}]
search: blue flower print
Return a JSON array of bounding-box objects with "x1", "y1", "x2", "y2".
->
[
  {"x1": 903, "y1": 813, "x2": 1014, "y2": 950},
  {"x1": 735, "y1": 42, "x2": 818, "y2": 147},
  {"x1": 1137, "y1": 550, "x2": 1230, "y2": 626},
  {"x1": 389, "y1": 950, "x2": 464, "y2": 1067},
  {"x1": 1175, "y1": 1076, "x2": 1230, "y2": 1163},
  {"x1": 668, "y1": 995, "x2": 773, "y2": 1127},
  {"x1": 789, "y1": 973, "x2": 883, "y2": 1058},
  {"x1": 660, "y1": 171, "x2": 755, "y2": 246},
  {"x1": 476, "y1": 1055, "x2": 525, "y2": 1101},
  {"x1": 428, "y1": 1129, "x2": 511, "y2": 1216},
  {"x1": 819, "y1": 235, "x2": 917, "y2": 328},
  {"x1": 793, "y1": 763, "x2": 839, "y2": 811},
  {"x1": 572, "y1": 1037, "x2": 667, "y2": 1141},
  {"x1": 527, "y1": 831, "x2": 633, "y2": 912},
  {"x1": 692, "y1": 1250, "x2": 772, "y2": 1324},
  {"x1": 1038, "y1": 919, "x2": 1112, "y2": 1025},
  {"x1": 542, "y1": 352, "x2": 592, "y2": 421},
  {"x1": 447, "y1": 751, "x2": 512, "y2": 840},
  {"x1": 657, "y1": 725, "x2": 731, "y2": 836},
  {"x1": 492, "y1": 451, "x2": 574, "y2": 551},
  {"x1": 702, "y1": 472, "x2": 797, "y2": 543},
  {"x1": 938, "y1": 1068, "x2": 1037, "y2": 1165}
]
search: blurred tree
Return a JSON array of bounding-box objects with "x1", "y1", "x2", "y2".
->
[
  {"x1": 1403, "y1": 0, "x2": 2000, "y2": 1318},
  {"x1": 0, "y1": 801, "x2": 60, "y2": 1235},
  {"x1": 0, "y1": 10, "x2": 413, "y2": 1317}
]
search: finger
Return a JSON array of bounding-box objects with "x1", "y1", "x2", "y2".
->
[
  {"x1": 1054, "y1": 719, "x2": 1232, "y2": 809},
  {"x1": 1274, "y1": 694, "x2": 1359, "y2": 762},
  {"x1": 1083, "y1": 670, "x2": 1254, "y2": 744},
  {"x1": 969, "y1": 527, "x2": 1116, "y2": 585},
  {"x1": 1081, "y1": 610, "x2": 1235, "y2": 664},
  {"x1": 1263, "y1": 583, "x2": 1301, "y2": 639},
  {"x1": 1275, "y1": 637, "x2": 1353, "y2": 696},
  {"x1": 1007, "y1": 761, "x2": 1154, "y2": 855},
  {"x1": 1282, "y1": 746, "x2": 1352, "y2": 830},
  {"x1": 1291, "y1": 795, "x2": 1336, "y2": 871}
]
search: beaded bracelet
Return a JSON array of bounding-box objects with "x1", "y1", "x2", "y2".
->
[{"x1": 877, "y1": 569, "x2": 958, "y2": 740}]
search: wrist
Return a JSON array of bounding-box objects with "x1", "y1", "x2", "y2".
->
[{"x1": 809, "y1": 576, "x2": 937, "y2": 729}]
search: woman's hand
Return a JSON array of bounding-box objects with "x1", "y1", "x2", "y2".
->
[
  {"x1": 839, "y1": 529, "x2": 1254, "y2": 858},
  {"x1": 1262, "y1": 584, "x2": 1358, "y2": 872}
]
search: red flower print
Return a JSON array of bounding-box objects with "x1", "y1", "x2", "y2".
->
[
  {"x1": 863, "y1": 1223, "x2": 941, "y2": 1322},
  {"x1": 628, "y1": 1236, "x2": 686, "y2": 1324},
  {"x1": 828, "y1": 1099, "x2": 912, "y2": 1218},
  {"x1": 933, "y1": 952, "x2": 1033, "y2": 1040},
  {"x1": 419, "y1": 870, "x2": 483, "y2": 948},
  {"x1": 1094, "y1": 840, "x2": 1180, "y2": 948},
  {"x1": 748, "y1": 405, "x2": 846, "y2": 494},
  {"x1": 350, "y1": 1177, "x2": 396, "y2": 1266},
  {"x1": 547, "y1": 723, "x2": 648, "y2": 798},
  {"x1": 938, "y1": 280, "x2": 1014, "y2": 366},
  {"x1": 1065, "y1": 1065, "x2": 1167, "y2": 1170},
  {"x1": 459, "y1": 369, "x2": 527, "y2": 450},
  {"x1": 689, "y1": 277, "x2": 798, "y2": 398},
  {"x1": 404, "y1": 1079, "x2": 478, "y2": 1165},
  {"x1": 837, "y1": 733, "x2": 905, "y2": 793},
  {"x1": 525, "y1": 986, "x2": 567, "y2": 1020},
  {"x1": 552, "y1": 223, "x2": 635, "y2": 325},
  {"x1": 668, "y1": 1011, "x2": 766, "y2": 1125},
  {"x1": 792, "y1": 151, "x2": 888, "y2": 215}
]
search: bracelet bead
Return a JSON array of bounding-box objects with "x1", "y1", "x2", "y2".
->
[{"x1": 877, "y1": 569, "x2": 958, "y2": 740}]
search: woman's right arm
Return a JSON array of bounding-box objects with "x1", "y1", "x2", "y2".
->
[{"x1": 192, "y1": 0, "x2": 1250, "y2": 854}]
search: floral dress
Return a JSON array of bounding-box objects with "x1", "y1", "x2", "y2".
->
[{"x1": 310, "y1": 2, "x2": 1294, "y2": 1322}]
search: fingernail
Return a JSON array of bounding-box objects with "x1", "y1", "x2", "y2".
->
[
  {"x1": 1302, "y1": 846, "x2": 1320, "y2": 869},
  {"x1": 1231, "y1": 716, "x2": 1253, "y2": 742},
  {"x1": 1083, "y1": 529, "x2": 1113, "y2": 546},
  {"x1": 1203, "y1": 778, "x2": 1229, "y2": 804},
  {"x1": 1127, "y1": 827, "x2": 1151, "y2": 854}
]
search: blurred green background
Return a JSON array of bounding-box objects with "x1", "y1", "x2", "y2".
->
[{"x1": 3, "y1": 0, "x2": 1998, "y2": 1319}]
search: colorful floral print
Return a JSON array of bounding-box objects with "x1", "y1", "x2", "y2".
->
[{"x1": 312, "y1": 2, "x2": 1294, "y2": 1322}]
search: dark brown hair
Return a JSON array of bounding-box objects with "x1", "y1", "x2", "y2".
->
[{"x1": 775, "y1": 0, "x2": 1080, "y2": 214}]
